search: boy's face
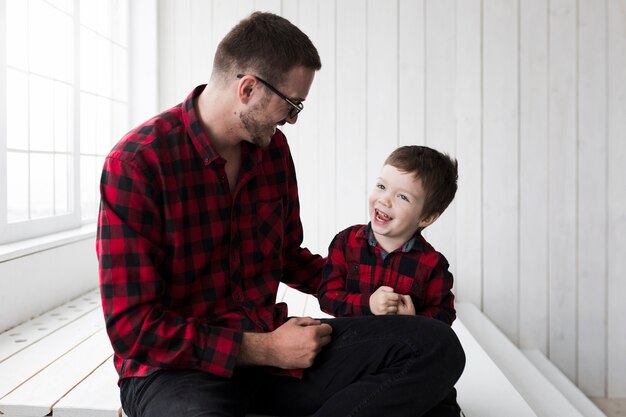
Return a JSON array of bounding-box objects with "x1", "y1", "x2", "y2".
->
[{"x1": 368, "y1": 164, "x2": 437, "y2": 247}]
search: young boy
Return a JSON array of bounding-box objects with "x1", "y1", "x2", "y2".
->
[
  {"x1": 318, "y1": 145, "x2": 463, "y2": 417},
  {"x1": 318, "y1": 145, "x2": 458, "y2": 324}
]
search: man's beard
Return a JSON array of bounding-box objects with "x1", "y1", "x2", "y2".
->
[{"x1": 240, "y1": 104, "x2": 277, "y2": 148}]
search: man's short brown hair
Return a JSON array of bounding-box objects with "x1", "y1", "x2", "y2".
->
[{"x1": 213, "y1": 12, "x2": 321, "y2": 85}]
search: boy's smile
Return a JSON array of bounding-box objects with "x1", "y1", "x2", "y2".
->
[{"x1": 368, "y1": 164, "x2": 437, "y2": 253}]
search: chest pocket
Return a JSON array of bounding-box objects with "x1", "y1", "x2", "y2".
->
[
  {"x1": 393, "y1": 275, "x2": 425, "y2": 300},
  {"x1": 346, "y1": 263, "x2": 377, "y2": 293}
]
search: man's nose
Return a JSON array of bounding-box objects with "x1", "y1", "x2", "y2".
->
[{"x1": 286, "y1": 112, "x2": 299, "y2": 124}]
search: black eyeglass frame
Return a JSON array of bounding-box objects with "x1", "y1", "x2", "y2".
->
[{"x1": 236, "y1": 74, "x2": 304, "y2": 118}]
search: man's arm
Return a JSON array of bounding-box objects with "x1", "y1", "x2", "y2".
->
[
  {"x1": 238, "y1": 317, "x2": 332, "y2": 369},
  {"x1": 98, "y1": 156, "x2": 242, "y2": 378}
]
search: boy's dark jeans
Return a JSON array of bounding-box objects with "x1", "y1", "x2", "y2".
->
[{"x1": 120, "y1": 315, "x2": 466, "y2": 417}]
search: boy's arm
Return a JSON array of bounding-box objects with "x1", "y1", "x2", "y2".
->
[
  {"x1": 415, "y1": 253, "x2": 456, "y2": 325},
  {"x1": 317, "y1": 233, "x2": 373, "y2": 317}
]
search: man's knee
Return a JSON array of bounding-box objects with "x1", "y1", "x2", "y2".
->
[{"x1": 419, "y1": 318, "x2": 465, "y2": 382}]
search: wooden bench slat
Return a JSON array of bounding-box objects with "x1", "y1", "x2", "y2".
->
[
  {"x1": 0, "y1": 289, "x2": 101, "y2": 363},
  {"x1": 53, "y1": 355, "x2": 121, "y2": 417},
  {"x1": 0, "y1": 329, "x2": 113, "y2": 417},
  {"x1": 0, "y1": 308, "x2": 104, "y2": 399}
]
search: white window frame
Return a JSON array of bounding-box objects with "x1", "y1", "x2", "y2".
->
[{"x1": 0, "y1": 0, "x2": 132, "y2": 245}]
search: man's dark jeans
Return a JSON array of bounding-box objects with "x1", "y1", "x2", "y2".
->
[{"x1": 120, "y1": 315, "x2": 465, "y2": 417}]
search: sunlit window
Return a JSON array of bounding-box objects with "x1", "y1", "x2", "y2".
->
[{"x1": 1, "y1": 0, "x2": 129, "y2": 243}]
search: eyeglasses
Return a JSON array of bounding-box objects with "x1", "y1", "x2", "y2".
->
[{"x1": 237, "y1": 74, "x2": 304, "y2": 119}]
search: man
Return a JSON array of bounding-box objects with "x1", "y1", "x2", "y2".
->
[{"x1": 97, "y1": 11, "x2": 465, "y2": 417}]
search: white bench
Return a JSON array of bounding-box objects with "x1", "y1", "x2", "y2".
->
[{"x1": 0, "y1": 287, "x2": 607, "y2": 417}]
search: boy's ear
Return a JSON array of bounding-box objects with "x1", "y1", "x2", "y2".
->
[{"x1": 418, "y1": 213, "x2": 440, "y2": 229}]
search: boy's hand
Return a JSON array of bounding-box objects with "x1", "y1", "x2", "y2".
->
[
  {"x1": 397, "y1": 294, "x2": 416, "y2": 315},
  {"x1": 369, "y1": 286, "x2": 401, "y2": 315}
]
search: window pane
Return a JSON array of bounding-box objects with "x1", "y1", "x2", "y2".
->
[
  {"x1": 7, "y1": 152, "x2": 29, "y2": 222},
  {"x1": 97, "y1": 0, "x2": 112, "y2": 39},
  {"x1": 80, "y1": 155, "x2": 97, "y2": 220},
  {"x1": 54, "y1": 81, "x2": 72, "y2": 152},
  {"x1": 80, "y1": 0, "x2": 99, "y2": 31},
  {"x1": 97, "y1": 37, "x2": 113, "y2": 97},
  {"x1": 80, "y1": 27, "x2": 98, "y2": 94},
  {"x1": 47, "y1": 0, "x2": 73, "y2": 15},
  {"x1": 29, "y1": 74, "x2": 54, "y2": 152},
  {"x1": 55, "y1": 154, "x2": 70, "y2": 215},
  {"x1": 49, "y1": 10, "x2": 74, "y2": 83},
  {"x1": 29, "y1": 0, "x2": 57, "y2": 78},
  {"x1": 6, "y1": 0, "x2": 28, "y2": 70},
  {"x1": 30, "y1": 153, "x2": 54, "y2": 219},
  {"x1": 80, "y1": 92, "x2": 97, "y2": 154},
  {"x1": 112, "y1": 0, "x2": 128, "y2": 47},
  {"x1": 96, "y1": 97, "x2": 112, "y2": 155},
  {"x1": 6, "y1": 68, "x2": 29, "y2": 150},
  {"x1": 112, "y1": 44, "x2": 128, "y2": 101},
  {"x1": 4, "y1": 0, "x2": 129, "y2": 239},
  {"x1": 113, "y1": 102, "x2": 129, "y2": 144}
]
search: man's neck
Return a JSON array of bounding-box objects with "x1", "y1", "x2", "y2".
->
[{"x1": 196, "y1": 82, "x2": 243, "y2": 156}]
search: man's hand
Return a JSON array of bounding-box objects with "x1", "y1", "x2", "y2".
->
[
  {"x1": 369, "y1": 286, "x2": 401, "y2": 315},
  {"x1": 239, "y1": 317, "x2": 332, "y2": 369}
]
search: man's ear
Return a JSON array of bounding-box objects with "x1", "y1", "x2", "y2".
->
[
  {"x1": 237, "y1": 75, "x2": 256, "y2": 104},
  {"x1": 418, "y1": 213, "x2": 440, "y2": 229}
]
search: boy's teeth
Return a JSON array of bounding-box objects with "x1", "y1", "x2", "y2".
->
[{"x1": 377, "y1": 209, "x2": 390, "y2": 220}]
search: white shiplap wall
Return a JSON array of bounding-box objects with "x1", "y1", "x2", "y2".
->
[{"x1": 155, "y1": 0, "x2": 626, "y2": 398}]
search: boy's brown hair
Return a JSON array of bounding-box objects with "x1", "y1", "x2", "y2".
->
[
  {"x1": 385, "y1": 146, "x2": 458, "y2": 220},
  {"x1": 213, "y1": 12, "x2": 321, "y2": 85}
]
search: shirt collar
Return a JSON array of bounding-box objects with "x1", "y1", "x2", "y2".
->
[
  {"x1": 361, "y1": 223, "x2": 423, "y2": 258},
  {"x1": 181, "y1": 85, "x2": 263, "y2": 170}
]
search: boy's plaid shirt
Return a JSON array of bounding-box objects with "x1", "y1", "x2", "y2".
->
[{"x1": 318, "y1": 224, "x2": 456, "y2": 325}]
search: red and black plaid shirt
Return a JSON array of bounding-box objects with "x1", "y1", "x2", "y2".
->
[
  {"x1": 318, "y1": 224, "x2": 456, "y2": 325},
  {"x1": 96, "y1": 85, "x2": 324, "y2": 381}
]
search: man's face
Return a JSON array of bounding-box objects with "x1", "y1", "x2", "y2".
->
[{"x1": 240, "y1": 66, "x2": 315, "y2": 147}]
